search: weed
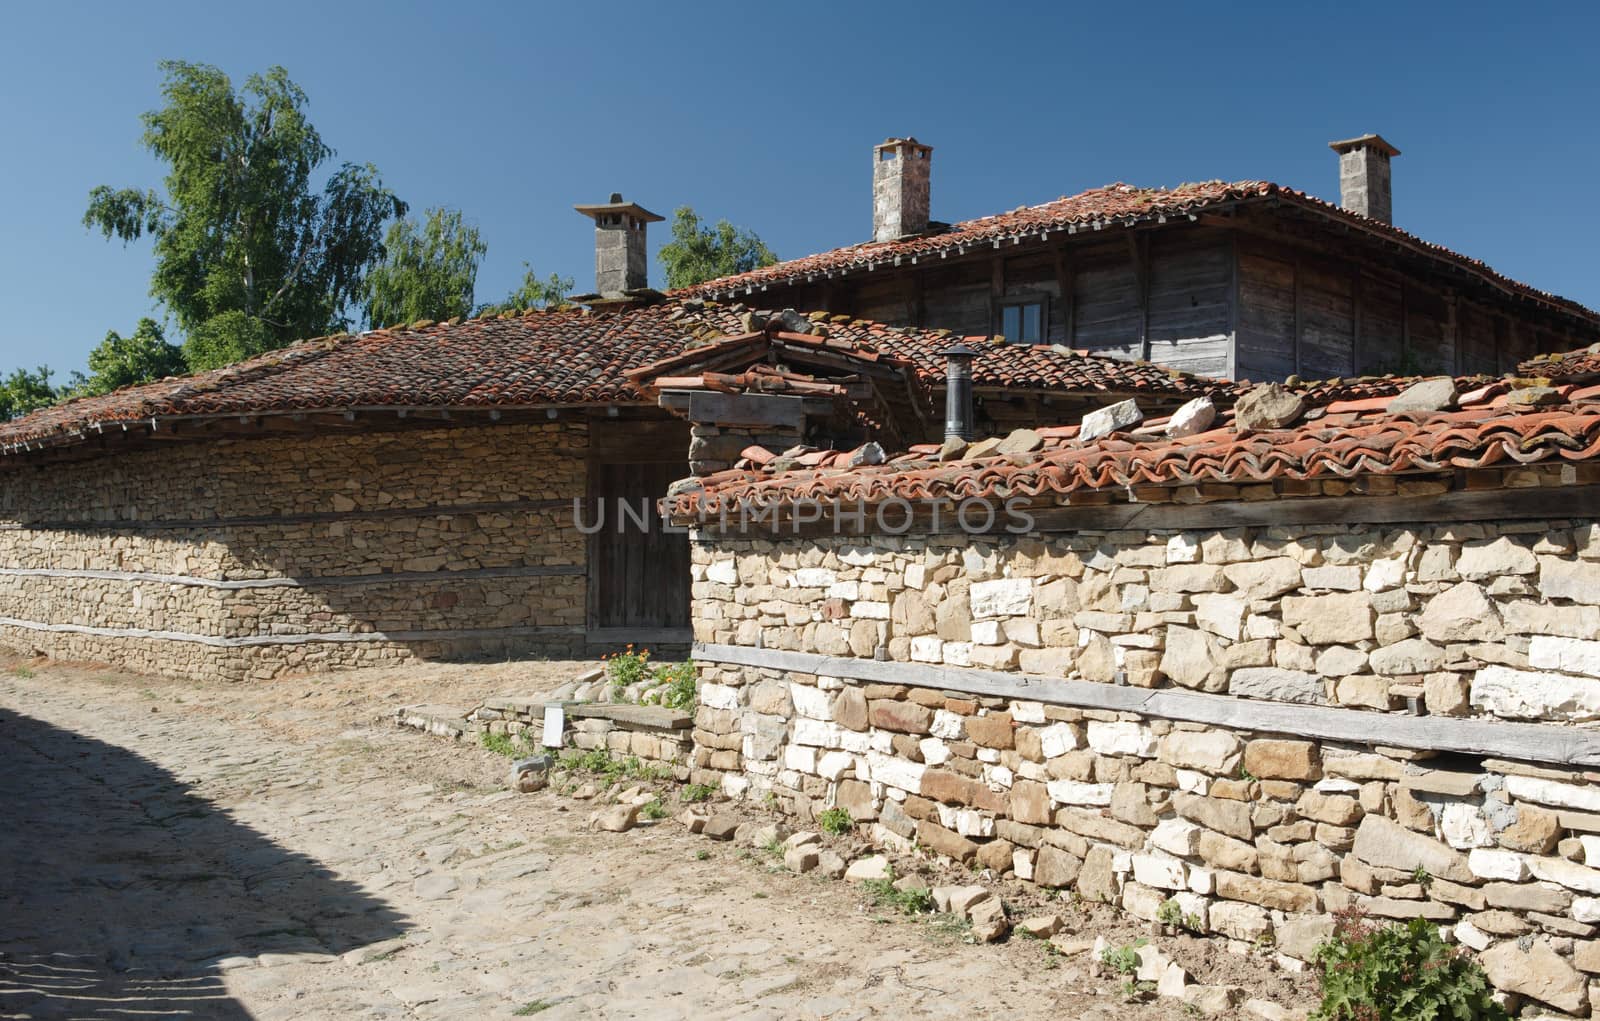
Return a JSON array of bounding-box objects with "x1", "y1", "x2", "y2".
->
[
  {"x1": 862, "y1": 876, "x2": 933, "y2": 916},
  {"x1": 480, "y1": 732, "x2": 526, "y2": 758},
  {"x1": 1157, "y1": 898, "x2": 1202, "y2": 933},
  {"x1": 1313, "y1": 907, "x2": 1507, "y2": 1021},
  {"x1": 1237, "y1": 764, "x2": 1258, "y2": 782},
  {"x1": 646, "y1": 659, "x2": 697, "y2": 711},
  {"x1": 752, "y1": 892, "x2": 768, "y2": 899},
  {"x1": 681, "y1": 783, "x2": 716, "y2": 803},
  {"x1": 1100, "y1": 939, "x2": 1146, "y2": 976},
  {"x1": 513, "y1": 1001, "x2": 553, "y2": 1016},
  {"x1": 12, "y1": 666, "x2": 33, "y2": 679},
  {"x1": 641, "y1": 798, "x2": 667, "y2": 821},
  {"x1": 1121, "y1": 979, "x2": 1156, "y2": 1001},
  {"x1": 603, "y1": 645, "x2": 652, "y2": 695},
  {"x1": 1411, "y1": 865, "x2": 1433, "y2": 892},
  {"x1": 818, "y1": 807, "x2": 853, "y2": 835},
  {"x1": 761, "y1": 838, "x2": 786, "y2": 860},
  {"x1": 694, "y1": 849, "x2": 710, "y2": 861},
  {"x1": 557, "y1": 748, "x2": 670, "y2": 784}
]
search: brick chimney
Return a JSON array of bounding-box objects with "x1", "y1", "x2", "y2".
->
[
  {"x1": 872, "y1": 138, "x2": 932, "y2": 242},
  {"x1": 574, "y1": 193, "x2": 664, "y2": 294},
  {"x1": 1329, "y1": 134, "x2": 1400, "y2": 224}
]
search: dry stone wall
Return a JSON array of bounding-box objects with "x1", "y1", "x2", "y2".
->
[
  {"x1": 687, "y1": 521, "x2": 1600, "y2": 1014},
  {"x1": 0, "y1": 422, "x2": 589, "y2": 681}
]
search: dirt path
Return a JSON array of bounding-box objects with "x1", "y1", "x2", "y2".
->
[{"x1": 0, "y1": 659, "x2": 1314, "y2": 1019}]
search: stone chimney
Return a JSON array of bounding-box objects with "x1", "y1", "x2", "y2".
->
[
  {"x1": 1329, "y1": 134, "x2": 1400, "y2": 224},
  {"x1": 873, "y1": 137, "x2": 932, "y2": 242},
  {"x1": 573, "y1": 193, "x2": 664, "y2": 294}
]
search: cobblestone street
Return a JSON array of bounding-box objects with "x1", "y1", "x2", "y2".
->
[{"x1": 0, "y1": 663, "x2": 1273, "y2": 1020}]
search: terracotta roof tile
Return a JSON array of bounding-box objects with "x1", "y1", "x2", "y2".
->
[
  {"x1": 0, "y1": 299, "x2": 1224, "y2": 457},
  {"x1": 1520, "y1": 343, "x2": 1600, "y2": 381},
  {"x1": 674, "y1": 380, "x2": 1600, "y2": 517},
  {"x1": 681, "y1": 181, "x2": 1599, "y2": 323}
]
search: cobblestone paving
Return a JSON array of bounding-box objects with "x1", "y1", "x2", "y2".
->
[{"x1": 0, "y1": 668, "x2": 1266, "y2": 1019}]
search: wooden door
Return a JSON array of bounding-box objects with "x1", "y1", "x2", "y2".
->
[{"x1": 586, "y1": 457, "x2": 690, "y2": 636}]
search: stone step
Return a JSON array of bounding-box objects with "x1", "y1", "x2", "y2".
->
[{"x1": 395, "y1": 704, "x2": 471, "y2": 739}]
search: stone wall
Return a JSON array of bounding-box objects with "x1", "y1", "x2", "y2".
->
[
  {"x1": 0, "y1": 421, "x2": 590, "y2": 681},
  {"x1": 685, "y1": 520, "x2": 1600, "y2": 1014}
]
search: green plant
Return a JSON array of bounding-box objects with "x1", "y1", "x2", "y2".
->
[
  {"x1": 603, "y1": 645, "x2": 652, "y2": 695},
  {"x1": 1157, "y1": 898, "x2": 1203, "y2": 933},
  {"x1": 862, "y1": 876, "x2": 934, "y2": 916},
  {"x1": 1312, "y1": 908, "x2": 1508, "y2": 1021},
  {"x1": 480, "y1": 732, "x2": 525, "y2": 757},
  {"x1": 641, "y1": 798, "x2": 667, "y2": 821},
  {"x1": 1101, "y1": 939, "x2": 1145, "y2": 976},
  {"x1": 1411, "y1": 866, "x2": 1433, "y2": 892},
  {"x1": 694, "y1": 849, "x2": 710, "y2": 861},
  {"x1": 681, "y1": 783, "x2": 715, "y2": 803},
  {"x1": 818, "y1": 807, "x2": 854, "y2": 836},
  {"x1": 12, "y1": 666, "x2": 34, "y2": 679},
  {"x1": 646, "y1": 659, "x2": 697, "y2": 711},
  {"x1": 513, "y1": 1001, "x2": 553, "y2": 1016},
  {"x1": 1237, "y1": 765, "x2": 1258, "y2": 782}
]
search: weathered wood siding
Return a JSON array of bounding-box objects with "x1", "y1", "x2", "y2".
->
[{"x1": 1145, "y1": 234, "x2": 1232, "y2": 378}]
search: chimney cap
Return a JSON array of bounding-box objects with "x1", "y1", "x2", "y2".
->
[
  {"x1": 573, "y1": 194, "x2": 665, "y2": 224},
  {"x1": 876, "y1": 136, "x2": 933, "y2": 153},
  {"x1": 1329, "y1": 134, "x2": 1401, "y2": 158}
]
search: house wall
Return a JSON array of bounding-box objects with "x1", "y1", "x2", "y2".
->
[
  {"x1": 0, "y1": 421, "x2": 592, "y2": 681},
  {"x1": 683, "y1": 511, "x2": 1600, "y2": 1010}
]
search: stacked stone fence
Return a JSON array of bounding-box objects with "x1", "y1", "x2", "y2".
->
[{"x1": 682, "y1": 519, "x2": 1600, "y2": 1014}]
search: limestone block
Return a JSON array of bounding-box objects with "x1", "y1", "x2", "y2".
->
[
  {"x1": 1281, "y1": 592, "x2": 1373, "y2": 644},
  {"x1": 1539, "y1": 556, "x2": 1600, "y2": 604},
  {"x1": 1417, "y1": 582, "x2": 1503, "y2": 643},
  {"x1": 1086, "y1": 721, "x2": 1156, "y2": 757},
  {"x1": 1480, "y1": 940, "x2": 1588, "y2": 1014},
  {"x1": 1472, "y1": 666, "x2": 1600, "y2": 721},
  {"x1": 970, "y1": 578, "x2": 1033, "y2": 619},
  {"x1": 1243, "y1": 739, "x2": 1320, "y2": 781},
  {"x1": 1530, "y1": 635, "x2": 1600, "y2": 678},
  {"x1": 1229, "y1": 667, "x2": 1324, "y2": 705},
  {"x1": 1159, "y1": 731, "x2": 1243, "y2": 775},
  {"x1": 1351, "y1": 816, "x2": 1472, "y2": 883}
]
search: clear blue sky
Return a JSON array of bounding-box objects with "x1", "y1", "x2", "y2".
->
[{"x1": 2, "y1": 0, "x2": 1597, "y2": 378}]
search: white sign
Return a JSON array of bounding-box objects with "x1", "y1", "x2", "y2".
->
[{"x1": 541, "y1": 705, "x2": 565, "y2": 748}]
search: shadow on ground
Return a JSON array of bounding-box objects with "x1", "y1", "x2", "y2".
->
[{"x1": 0, "y1": 707, "x2": 408, "y2": 1019}]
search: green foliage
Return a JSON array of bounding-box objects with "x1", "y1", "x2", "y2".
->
[
  {"x1": 1411, "y1": 866, "x2": 1433, "y2": 892},
  {"x1": 556, "y1": 747, "x2": 669, "y2": 784},
  {"x1": 84, "y1": 61, "x2": 405, "y2": 369},
  {"x1": 480, "y1": 731, "x2": 527, "y2": 757},
  {"x1": 0, "y1": 366, "x2": 60, "y2": 420},
  {"x1": 657, "y1": 206, "x2": 777, "y2": 289},
  {"x1": 603, "y1": 645, "x2": 652, "y2": 694},
  {"x1": 644, "y1": 659, "x2": 697, "y2": 711},
  {"x1": 641, "y1": 797, "x2": 667, "y2": 820},
  {"x1": 477, "y1": 262, "x2": 574, "y2": 315},
  {"x1": 680, "y1": 783, "x2": 715, "y2": 803},
  {"x1": 1157, "y1": 898, "x2": 1203, "y2": 933},
  {"x1": 694, "y1": 848, "x2": 711, "y2": 861},
  {"x1": 70, "y1": 318, "x2": 187, "y2": 396},
  {"x1": 818, "y1": 807, "x2": 854, "y2": 836},
  {"x1": 512, "y1": 1001, "x2": 553, "y2": 1016},
  {"x1": 1313, "y1": 909, "x2": 1507, "y2": 1021},
  {"x1": 1101, "y1": 939, "x2": 1145, "y2": 976},
  {"x1": 364, "y1": 207, "x2": 486, "y2": 328},
  {"x1": 862, "y1": 876, "x2": 934, "y2": 916}
]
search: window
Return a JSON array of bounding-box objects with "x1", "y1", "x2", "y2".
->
[{"x1": 998, "y1": 297, "x2": 1046, "y2": 344}]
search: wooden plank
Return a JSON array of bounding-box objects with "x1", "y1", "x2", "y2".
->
[
  {"x1": 0, "y1": 616, "x2": 583, "y2": 648},
  {"x1": 685, "y1": 392, "x2": 819, "y2": 428},
  {"x1": 694, "y1": 643, "x2": 1600, "y2": 767}
]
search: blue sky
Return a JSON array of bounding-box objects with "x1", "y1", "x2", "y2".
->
[{"x1": 2, "y1": 0, "x2": 1597, "y2": 378}]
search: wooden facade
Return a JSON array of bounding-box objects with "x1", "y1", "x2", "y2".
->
[{"x1": 719, "y1": 212, "x2": 1596, "y2": 383}]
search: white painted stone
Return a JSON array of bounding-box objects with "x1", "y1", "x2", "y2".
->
[
  {"x1": 1454, "y1": 921, "x2": 1492, "y2": 952},
  {"x1": 1187, "y1": 866, "x2": 1215, "y2": 895},
  {"x1": 1013, "y1": 848, "x2": 1035, "y2": 881},
  {"x1": 1529, "y1": 635, "x2": 1600, "y2": 679},
  {"x1": 1467, "y1": 848, "x2": 1528, "y2": 882},
  {"x1": 987, "y1": 765, "x2": 1014, "y2": 790},
  {"x1": 699, "y1": 683, "x2": 740, "y2": 711},
  {"x1": 720, "y1": 773, "x2": 751, "y2": 798},
  {"x1": 790, "y1": 567, "x2": 834, "y2": 588},
  {"x1": 919, "y1": 738, "x2": 951, "y2": 767},
  {"x1": 1011, "y1": 701, "x2": 1046, "y2": 724},
  {"x1": 706, "y1": 560, "x2": 738, "y2": 584},
  {"x1": 1363, "y1": 555, "x2": 1407, "y2": 593},
  {"x1": 976, "y1": 747, "x2": 1001, "y2": 764},
  {"x1": 1583, "y1": 835, "x2": 1600, "y2": 868},
  {"x1": 1175, "y1": 769, "x2": 1210, "y2": 795},
  {"x1": 1039, "y1": 722, "x2": 1080, "y2": 758},
  {"x1": 941, "y1": 642, "x2": 972, "y2": 667},
  {"x1": 850, "y1": 601, "x2": 890, "y2": 619},
  {"x1": 817, "y1": 750, "x2": 855, "y2": 781},
  {"x1": 971, "y1": 578, "x2": 1033, "y2": 619},
  {"x1": 864, "y1": 752, "x2": 925, "y2": 794},
  {"x1": 1165, "y1": 396, "x2": 1216, "y2": 439},
  {"x1": 903, "y1": 563, "x2": 927, "y2": 590},
  {"x1": 826, "y1": 580, "x2": 860, "y2": 601},
  {"x1": 1086, "y1": 721, "x2": 1156, "y2": 757},
  {"x1": 1245, "y1": 614, "x2": 1281, "y2": 640},
  {"x1": 1193, "y1": 594, "x2": 1248, "y2": 641},
  {"x1": 789, "y1": 683, "x2": 833, "y2": 721},
  {"x1": 791, "y1": 718, "x2": 840, "y2": 749},
  {"x1": 1575, "y1": 897, "x2": 1600, "y2": 924},
  {"x1": 1439, "y1": 803, "x2": 1493, "y2": 849},
  {"x1": 1166, "y1": 534, "x2": 1201, "y2": 564},
  {"x1": 931, "y1": 709, "x2": 964, "y2": 740},
  {"x1": 1528, "y1": 855, "x2": 1600, "y2": 894},
  {"x1": 1471, "y1": 666, "x2": 1600, "y2": 722},
  {"x1": 1080, "y1": 398, "x2": 1143, "y2": 441},
  {"x1": 1314, "y1": 778, "x2": 1361, "y2": 794},
  {"x1": 960, "y1": 620, "x2": 998, "y2": 643},
  {"x1": 1047, "y1": 779, "x2": 1115, "y2": 806},
  {"x1": 1132, "y1": 853, "x2": 1186, "y2": 890},
  {"x1": 1151, "y1": 818, "x2": 1202, "y2": 857},
  {"x1": 909, "y1": 636, "x2": 944, "y2": 663},
  {"x1": 838, "y1": 547, "x2": 876, "y2": 566},
  {"x1": 783, "y1": 744, "x2": 817, "y2": 774}
]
